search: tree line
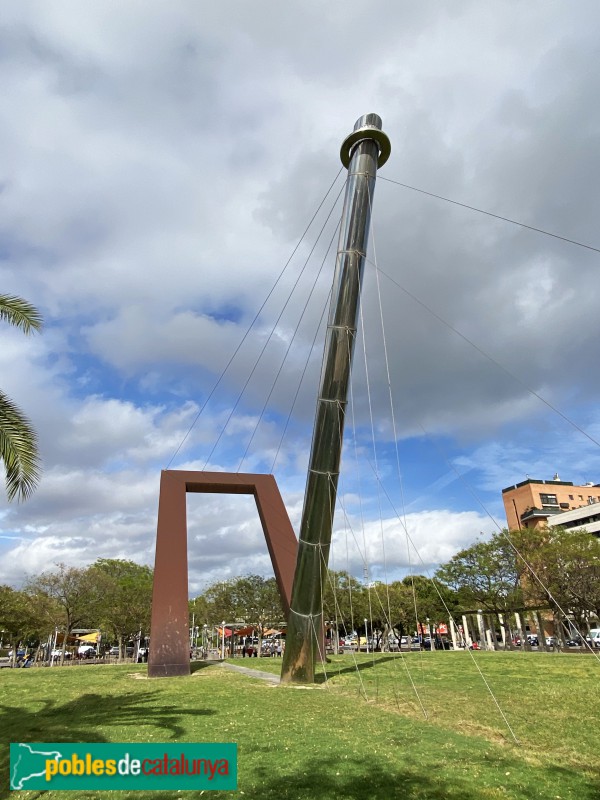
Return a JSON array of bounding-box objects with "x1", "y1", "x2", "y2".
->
[
  {"x1": 437, "y1": 526, "x2": 600, "y2": 638},
  {"x1": 193, "y1": 526, "x2": 600, "y2": 644},
  {"x1": 2, "y1": 526, "x2": 598, "y2": 664},
  {"x1": 0, "y1": 559, "x2": 153, "y2": 666}
]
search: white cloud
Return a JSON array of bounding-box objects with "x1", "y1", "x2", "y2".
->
[{"x1": 330, "y1": 508, "x2": 496, "y2": 582}]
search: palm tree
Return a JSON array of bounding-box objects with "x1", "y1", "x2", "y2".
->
[{"x1": 0, "y1": 294, "x2": 43, "y2": 501}]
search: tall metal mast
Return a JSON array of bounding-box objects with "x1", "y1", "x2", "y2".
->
[{"x1": 281, "y1": 114, "x2": 390, "y2": 684}]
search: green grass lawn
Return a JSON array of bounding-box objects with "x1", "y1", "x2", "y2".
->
[{"x1": 1, "y1": 651, "x2": 599, "y2": 799}]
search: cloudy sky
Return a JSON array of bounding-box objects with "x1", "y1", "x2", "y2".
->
[{"x1": 1, "y1": 2, "x2": 599, "y2": 594}]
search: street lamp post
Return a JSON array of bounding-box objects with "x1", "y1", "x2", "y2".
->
[{"x1": 221, "y1": 621, "x2": 226, "y2": 660}]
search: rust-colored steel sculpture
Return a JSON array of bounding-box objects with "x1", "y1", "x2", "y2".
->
[{"x1": 148, "y1": 470, "x2": 297, "y2": 678}]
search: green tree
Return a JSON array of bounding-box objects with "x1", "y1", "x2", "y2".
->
[
  {"x1": 322, "y1": 570, "x2": 367, "y2": 633},
  {"x1": 232, "y1": 575, "x2": 283, "y2": 647},
  {"x1": 0, "y1": 585, "x2": 39, "y2": 666},
  {"x1": 322, "y1": 572, "x2": 457, "y2": 649},
  {"x1": 189, "y1": 594, "x2": 210, "y2": 623},
  {"x1": 435, "y1": 532, "x2": 523, "y2": 615},
  {"x1": 202, "y1": 580, "x2": 239, "y2": 627},
  {"x1": 0, "y1": 294, "x2": 43, "y2": 501},
  {"x1": 202, "y1": 575, "x2": 284, "y2": 655},
  {"x1": 401, "y1": 574, "x2": 458, "y2": 624},
  {"x1": 514, "y1": 527, "x2": 600, "y2": 635},
  {"x1": 26, "y1": 564, "x2": 93, "y2": 664},
  {"x1": 87, "y1": 559, "x2": 153, "y2": 660},
  {"x1": 370, "y1": 579, "x2": 424, "y2": 643},
  {"x1": 322, "y1": 572, "x2": 456, "y2": 649},
  {"x1": 24, "y1": 586, "x2": 64, "y2": 648}
]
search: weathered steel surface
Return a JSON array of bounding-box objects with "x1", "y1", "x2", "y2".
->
[
  {"x1": 148, "y1": 470, "x2": 297, "y2": 678},
  {"x1": 281, "y1": 114, "x2": 390, "y2": 684}
]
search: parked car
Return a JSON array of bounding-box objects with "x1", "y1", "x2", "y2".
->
[
  {"x1": 108, "y1": 646, "x2": 120, "y2": 656},
  {"x1": 77, "y1": 645, "x2": 97, "y2": 658},
  {"x1": 586, "y1": 629, "x2": 600, "y2": 648},
  {"x1": 51, "y1": 649, "x2": 72, "y2": 659}
]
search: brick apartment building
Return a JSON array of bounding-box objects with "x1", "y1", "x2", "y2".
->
[{"x1": 502, "y1": 475, "x2": 600, "y2": 531}]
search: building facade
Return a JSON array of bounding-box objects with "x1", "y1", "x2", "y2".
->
[{"x1": 502, "y1": 476, "x2": 600, "y2": 531}]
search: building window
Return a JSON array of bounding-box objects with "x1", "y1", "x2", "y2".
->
[
  {"x1": 569, "y1": 494, "x2": 574, "y2": 500},
  {"x1": 540, "y1": 493, "x2": 558, "y2": 505}
]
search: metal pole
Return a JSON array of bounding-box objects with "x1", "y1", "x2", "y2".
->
[
  {"x1": 50, "y1": 627, "x2": 58, "y2": 667},
  {"x1": 477, "y1": 610, "x2": 486, "y2": 650},
  {"x1": 281, "y1": 114, "x2": 390, "y2": 684}
]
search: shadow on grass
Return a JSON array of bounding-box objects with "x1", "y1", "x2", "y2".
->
[
  {"x1": 235, "y1": 654, "x2": 402, "y2": 684},
  {"x1": 190, "y1": 660, "x2": 218, "y2": 674},
  {"x1": 315, "y1": 654, "x2": 398, "y2": 682},
  {"x1": 0, "y1": 691, "x2": 216, "y2": 800},
  {"x1": 245, "y1": 756, "x2": 600, "y2": 800},
  {"x1": 110, "y1": 753, "x2": 600, "y2": 800}
]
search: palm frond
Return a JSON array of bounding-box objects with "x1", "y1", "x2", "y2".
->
[
  {"x1": 0, "y1": 390, "x2": 41, "y2": 502},
  {"x1": 0, "y1": 294, "x2": 43, "y2": 335}
]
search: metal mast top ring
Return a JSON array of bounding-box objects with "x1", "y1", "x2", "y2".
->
[{"x1": 340, "y1": 112, "x2": 391, "y2": 169}]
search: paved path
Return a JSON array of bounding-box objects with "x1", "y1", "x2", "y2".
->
[{"x1": 219, "y1": 662, "x2": 281, "y2": 684}]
